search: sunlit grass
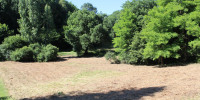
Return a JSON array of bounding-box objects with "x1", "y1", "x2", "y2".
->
[
  {"x1": 0, "y1": 79, "x2": 12, "y2": 100},
  {"x1": 58, "y1": 51, "x2": 77, "y2": 56},
  {"x1": 68, "y1": 70, "x2": 123, "y2": 83}
]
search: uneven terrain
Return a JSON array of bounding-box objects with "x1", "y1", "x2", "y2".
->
[{"x1": 0, "y1": 55, "x2": 200, "y2": 100}]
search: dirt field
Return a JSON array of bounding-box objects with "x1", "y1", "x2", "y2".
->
[{"x1": 1, "y1": 56, "x2": 200, "y2": 100}]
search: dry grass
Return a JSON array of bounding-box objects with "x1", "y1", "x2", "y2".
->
[{"x1": 0, "y1": 56, "x2": 200, "y2": 100}]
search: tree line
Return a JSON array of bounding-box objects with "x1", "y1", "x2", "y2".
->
[{"x1": 0, "y1": 0, "x2": 200, "y2": 66}]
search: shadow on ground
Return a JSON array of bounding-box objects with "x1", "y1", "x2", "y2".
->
[{"x1": 21, "y1": 86, "x2": 165, "y2": 100}]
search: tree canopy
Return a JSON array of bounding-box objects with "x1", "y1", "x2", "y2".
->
[{"x1": 64, "y1": 9, "x2": 106, "y2": 56}]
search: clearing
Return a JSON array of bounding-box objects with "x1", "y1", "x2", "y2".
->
[{"x1": 0, "y1": 53, "x2": 200, "y2": 100}]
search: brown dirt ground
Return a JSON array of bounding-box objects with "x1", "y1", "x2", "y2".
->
[{"x1": 0, "y1": 56, "x2": 200, "y2": 100}]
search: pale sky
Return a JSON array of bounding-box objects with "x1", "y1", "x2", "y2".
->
[{"x1": 67, "y1": 0, "x2": 128, "y2": 14}]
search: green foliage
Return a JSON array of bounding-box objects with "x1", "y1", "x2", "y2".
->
[
  {"x1": 42, "y1": 4, "x2": 60, "y2": 44},
  {"x1": 104, "y1": 51, "x2": 120, "y2": 64},
  {"x1": 29, "y1": 43, "x2": 42, "y2": 61},
  {"x1": 9, "y1": 43, "x2": 58, "y2": 62},
  {"x1": 103, "y1": 11, "x2": 120, "y2": 39},
  {"x1": 0, "y1": 23, "x2": 13, "y2": 43},
  {"x1": 18, "y1": 0, "x2": 42, "y2": 43},
  {"x1": 0, "y1": 35, "x2": 28, "y2": 60},
  {"x1": 123, "y1": 0, "x2": 157, "y2": 30},
  {"x1": 10, "y1": 46, "x2": 34, "y2": 62},
  {"x1": 37, "y1": 44, "x2": 59, "y2": 62},
  {"x1": 81, "y1": 3, "x2": 97, "y2": 13},
  {"x1": 0, "y1": 36, "x2": 58, "y2": 62},
  {"x1": 113, "y1": 8, "x2": 137, "y2": 53},
  {"x1": 18, "y1": 0, "x2": 63, "y2": 44},
  {"x1": 0, "y1": 0, "x2": 19, "y2": 33},
  {"x1": 0, "y1": 50, "x2": 4, "y2": 61},
  {"x1": 142, "y1": 0, "x2": 200, "y2": 65},
  {"x1": 119, "y1": 33, "x2": 145, "y2": 64},
  {"x1": 64, "y1": 10, "x2": 106, "y2": 56},
  {"x1": 142, "y1": 3, "x2": 182, "y2": 62},
  {"x1": 111, "y1": 0, "x2": 157, "y2": 65}
]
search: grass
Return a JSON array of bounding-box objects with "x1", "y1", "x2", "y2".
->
[
  {"x1": 0, "y1": 79, "x2": 12, "y2": 100},
  {"x1": 58, "y1": 51, "x2": 77, "y2": 57},
  {"x1": 68, "y1": 70, "x2": 123, "y2": 84}
]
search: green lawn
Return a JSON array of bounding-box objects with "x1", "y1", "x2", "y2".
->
[{"x1": 0, "y1": 79, "x2": 12, "y2": 100}]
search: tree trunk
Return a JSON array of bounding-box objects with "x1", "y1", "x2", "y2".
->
[
  {"x1": 161, "y1": 56, "x2": 164, "y2": 67},
  {"x1": 159, "y1": 56, "x2": 164, "y2": 67},
  {"x1": 84, "y1": 47, "x2": 89, "y2": 55}
]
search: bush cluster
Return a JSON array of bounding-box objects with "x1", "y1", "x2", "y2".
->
[
  {"x1": 10, "y1": 43, "x2": 59, "y2": 62},
  {"x1": 0, "y1": 35, "x2": 59, "y2": 62},
  {"x1": 10, "y1": 46, "x2": 34, "y2": 62}
]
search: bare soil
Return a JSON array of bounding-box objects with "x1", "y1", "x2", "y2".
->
[{"x1": 0, "y1": 56, "x2": 200, "y2": 100}]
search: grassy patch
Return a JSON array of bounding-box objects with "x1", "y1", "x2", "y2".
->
[
  {"x1": 68, "y1": 70, "x2": 122, "y2": 83},
  {"x1": 58, "y1": 51, "x2": 77, "y2": 56},
  {"x1": 184, "y1": 94, "x2": 200, "y2": 100},
  {"x1": 0, "y1": 79, "x2": 12, "y2": 100}
]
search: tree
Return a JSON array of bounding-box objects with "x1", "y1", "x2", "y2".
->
[
  {"x1": 142, "y1": 3, "x2": 182, "y2": 65},
  {"x1": 111, "y1": 0, "x2": 157, "y2": 64},
  {"x1": 113, "y1": 9, "x2": 137, "y2": 53},
  {"x1": 142, "y1": 0, "x2": 200, "y2": 65},
  {"x1": 42, "y1": 4, "x2": 60, "y2": 44},
  {"x1": 50, "y1": 0, "x2": 78, "y2": 50},
  {"x1": 123, "y1": 0, "x2": 156, "y2": 30},
  {"x1": 103, "y1": 11, "x2": 120, "y2": 39},
  {"x1": 81, "y1": 3, "x2": 97, "y2": 13},
  {"x1": 18, "y1": 0, "x2": 60, "y2": 44},
  {"x1": 64, "y1": 10, "x2": 105, "y2": 56},
  {"x1": 18, "y1": 0, "x2": 42, "y2": 43}
]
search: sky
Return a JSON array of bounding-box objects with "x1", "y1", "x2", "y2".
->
[{"x1": 67, "y1": 0, "x2": 128, "y2": 15}]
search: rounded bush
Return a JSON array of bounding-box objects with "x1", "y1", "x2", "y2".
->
[
  {"x1": 37, "y1": 44, "x2": 59, "y2": 62},
  {"x1": 10, "y1": 46, "x2": 34, "y2": 62},
  {"x1": 0, "y1": 35, "x2": 28, "y2": 60}
]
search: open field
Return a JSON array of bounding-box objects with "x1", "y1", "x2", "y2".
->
[{"x1": 0, "y1": 54, "x2": 200, "y2": 100}]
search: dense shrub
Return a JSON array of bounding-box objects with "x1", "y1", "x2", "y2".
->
[
  {"x1": 29, "y1": 43, "x2": 42, "y2": 61},
  {"x1": 104, "y1": 51, "x2": 120, "y2": 64},
  {"x1": 10, "y1": 46, "x2": 34, "y2": 62},
  {"x1": 37, "y1": 44, "x2": 59, "y2": 62},
  {"x1": 0, "y1": 35, "x2": 28, "y2": 60}
]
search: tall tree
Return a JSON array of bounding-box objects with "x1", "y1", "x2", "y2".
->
[
  {"x1": 18, "y1": 0, "x2": 41, "y2": 43},
  {"x1": 142, "y1": 0, "x2": 200, "y2": 65},
  {"x1": 43, "y1": 4, "x2": 59, "y2": 44},
  {"x1": 112, "y1": 0, "x2": 157, "y2": 64},
  {"x1": 142, "y1": 3, "x2": 182, "y2": 65},
  {"x1": 113, "y1": 9, "x2": 137, "y2": 53},
  {"x1": 18, "y1": 0, "x2": 60, "y2": 44},
  {"x1": 64, "y1": 10, "x2": 105, "y2": 56}
]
